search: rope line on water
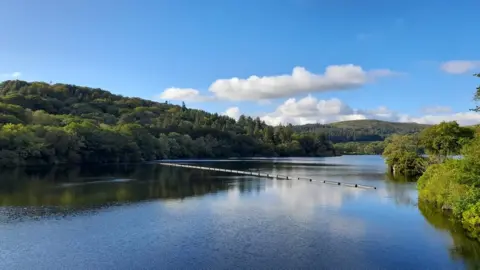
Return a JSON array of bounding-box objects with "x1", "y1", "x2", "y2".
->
[{"x1": 158, "y1": 162, "x2": 377, "y2": 190}]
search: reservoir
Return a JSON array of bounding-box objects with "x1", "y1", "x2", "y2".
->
[{"x1": 1, "y1": 155, "x2": 479, "y2": 269}]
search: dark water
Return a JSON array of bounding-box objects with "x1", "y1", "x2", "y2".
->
[{"x1": 1, "y1": 155, "x2": 479, "y2": 269}]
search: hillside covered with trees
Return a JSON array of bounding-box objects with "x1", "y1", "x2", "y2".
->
[
  {"x1": 295, "y1": 119, "x2": 429, "y2": 155},
  {"x1": 295, "y1": 119, "x2": 429, "y2": 143},
  {"x1": 0, "y1": 80, "x2": 338, "y2": 167}
]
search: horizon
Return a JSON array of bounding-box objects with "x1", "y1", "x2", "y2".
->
[{"x1": 1, "y1": 0, "x2": 479, "y2": 126}]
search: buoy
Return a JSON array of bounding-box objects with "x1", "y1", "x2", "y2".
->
[{"x1": 158, "y1": 162, "x2": 377, "y2": 190}]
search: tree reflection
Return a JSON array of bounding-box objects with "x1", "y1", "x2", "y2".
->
[
  {"x1": 419, "y1": 202, "x2": 480, "y2": 268},
  {"x1": 383, "y1": 174, "x2": 417, "y2": 207},
  {"x1": 0, "y1": 164, "x2": 231, "y2": 208}
]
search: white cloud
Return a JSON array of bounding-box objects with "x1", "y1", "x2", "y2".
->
[
  {"x1": 158, "y1": 64, "x2": 400, "y2": 102},
  {"x1": 209, "y1": 65, "x2": 398, "y2": 101},
  {"x1": 254, "y1": 95, "x2": 480, "y2": 126},
  {"x1": 421, "y1": 106, "x2": 452, "y2": 114},
  {"x1": 402, "y1": 112, "x2": 480, "y2": 126},
  {"x1": 1, "y1": 71, "x2": 21, "y2": 78},
  {"x1": 223, "y1": 107, "x2": 241, "y2": 120},
  {"x1": 156, "y1": 87, "x2": 212, "y2": 102},
  {"x1": 276, "y1": 95, "x2": 353, "y2": 118},
  {"x1": 440, "y1": 60, "x2": 480, "y2": 74},
  {"x1": 259, "y1": 95, "x2": 397, "y2": 125}
]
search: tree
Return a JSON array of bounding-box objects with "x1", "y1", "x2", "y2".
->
[
  {"x1": 32, "y1": 110, "x2": 58, "y2": 125},
  {"x1": 263, "y1": 126, "x2": 274, "y2": 143},
  {"x1": 472, "y1": 74, "x2": 480, "y2": 112},
  {"x1": 420, "y1": 121, "x2": 474, "y2": 162},
  {"x1": 383, "y1": 134, "x2": 426, "y2": 177}
]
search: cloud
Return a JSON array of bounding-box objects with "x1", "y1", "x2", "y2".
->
[
  {"x1": 421, "y1": 106, "x2": 452, "y2": 114},
  {"x1": 223, "y1": 107, "x2": 241, "y2": 120},
  {"x1": 158, "y1": 64, "x2": 400, "y2": 102},
  {"x1": 156, "y1": 87, "x2": 212, "y2": 102},
  {"x1": 401, "y1": 112, "x2": 480, "y2": 126},
  {"x1": 257, "y1": 99, "x2": 272, "y2": 105},
  {"x1": 245, "y1": 95, "x2": 480, "y2": 126},
  {"x1": 276, "y1": 95, "x2": 354, "y2": 118},
  {"x1": 259, "y1": 95, "x2": 398, "y2": 125},
  {"x1": 209, "y1": 65, "x2": 399, "y2": 101},
  {"x1": 440, "y1": 60, "x2": 480, "y2": 74},
  {"x1": 1, "y1": 72, "x2": 21, "y2": 78}
]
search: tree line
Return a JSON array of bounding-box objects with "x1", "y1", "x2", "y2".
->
[
  {"x1": 383, "y1": 74, "x2": 480, "y2": 241},
  {"x1": 293, "y1": 120, "x2": 428, "y2": 143},
  {"x1": 334, "y1": 141, "x2": 386, "y2": 155},
  {"x1": 0, "y1": 80, "x2": 336, "y2": 167}
]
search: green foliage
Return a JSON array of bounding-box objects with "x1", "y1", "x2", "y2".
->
[
  {"x1": 418, "y1": 134, "x2": 480, "y2": 241},
  {"x1": 0, "y1": 80, "x2": 336, "y2": 167},
  {"x1": 420, "y1": 121, "x2": 474, "y2": 161},
  {"x1": 334, "y1": 141, "x2": 385, "y2": 155},
  {"x1": 417, "y1": 159, "x2": 470, "y2": 209},
  {"x1": 382, "y1": 134, "x2": 426, "y2": 177},
  {"x1": 463, "y1": 202, "x2": 480, "y2": 240},
  {"x1": 294, "y1": 119, "x2": 428, "y2": 143},
  {"x1": 383, "y1": 122, "x2": 474, "y2": 180}
]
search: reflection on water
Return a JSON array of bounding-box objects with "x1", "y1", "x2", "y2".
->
[
  {"x1": 0, "y1": 165, "x2": 232, "y2": 223},
  {"x1": 383, "y1": 179, "x2": 418, "y2": 207},
  {"x1": 419, "y1": 203, "x2": 480, "y2": 269},
  {"x1": 0, "y1": 156, "x2": 479, "y2": 269},
  {"x1": 0, "y1": 165, "x2": 232, "y2": 207}
]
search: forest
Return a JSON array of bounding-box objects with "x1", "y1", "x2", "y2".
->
[
  {"x1": 333, "y1": 141, "x2": 385, "y2": 155},
  {"x1": 303, "y1": 119, "x2": 428, "y2": 155},
  {"x1": 294, "y1": 119, "x2": 428, "y2": 143},
  {"x1": 0, "y1": 80, "x2": 340, "y2": 167},
  {"x1": 382, "y1": 74, "x2": 480, "y2": 240}
]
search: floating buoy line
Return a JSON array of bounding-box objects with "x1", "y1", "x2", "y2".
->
[{"x1": 158, "y1": 162, "x2": 377, "y2": 190}]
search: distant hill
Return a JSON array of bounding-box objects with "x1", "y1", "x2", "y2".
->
[
  {"x1": 329, "y1": 119, "x2": 430, "y2": 129},
  {"x1": 293, "y1": 119, "x2": 429, "y2": 143}
]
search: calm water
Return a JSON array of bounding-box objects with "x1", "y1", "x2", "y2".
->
[{"x1": 1, "y1": 155, "x2": 479, "y2": 269}]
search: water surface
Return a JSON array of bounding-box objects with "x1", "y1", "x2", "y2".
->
[{"x1": 1, "y1": 155, "x2": 479, "y2": 269}]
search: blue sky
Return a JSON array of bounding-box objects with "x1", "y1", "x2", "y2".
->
[{"x1": 1, "y1": 0, "x2": 479, "y2": 125}]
